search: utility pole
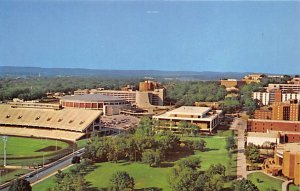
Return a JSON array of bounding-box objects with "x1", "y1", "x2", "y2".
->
[{"x1": 2, "y1": 136, "x2": 7, "y2": 167}]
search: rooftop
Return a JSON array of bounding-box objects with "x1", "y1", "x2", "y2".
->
[
  {"x1": 167, "y1": 106, "x2": 211, "y2": 116},
  {"x1": 277, "y1": 143, "x2": 300, "y2": 153},
  {"x1": 247, "y1": 132, "x2": 279, "y2": 138},
  {"x1": 61, "y1": 94, "x2": 125, "y2": 102}
]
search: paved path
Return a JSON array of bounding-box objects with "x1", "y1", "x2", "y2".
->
[{"x1": 231, "y1": 117, "x2": 247, "y2": 179}]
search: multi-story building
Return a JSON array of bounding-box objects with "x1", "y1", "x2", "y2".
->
[
  {"x1": 220, "y1": 79, "x2": 245, "y2": 88},
  {"x1": 288, "y1": 77, "x2": 300, "y2": 84},
  {"x1": 254, "y1": 109, "x2": 272, "y2": 120},
  {"x1": 242, "y1": 74, "x2": 264, "y2": 84},
  {"x1": 268, "y1": 84, "x2": 300, "y2": 93},
  {"x1": 253, "y1": 90, "x2": 300, "y2": 106},
  {"x1": 139, "y1": 80, "x2": 160, "y2": 91},
  {"x1": 153, "y1": 106, "x2": 222, "y2": 132},
  {"x1": 272, "y1": 100, "x2": 300, "y2": 121},
  {"x1": 263, "y1": 143, "x2": 300, "y2": 186}
]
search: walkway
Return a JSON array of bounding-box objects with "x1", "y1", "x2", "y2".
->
[{"x1": 231, "y1": 117, "x2": 247, "y2": 179}]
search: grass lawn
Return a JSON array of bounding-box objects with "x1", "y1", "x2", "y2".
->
[
  {"x1": 247, "y1": 172, "x2": 283, "y2": 191},
  {"x1": 0, "y1": 136, "x2": 69, "y2": 158},
  {"x1": 0, "y1": 169, "x2": 30, "y2": 184},
  {"x1": 290, "y1": 184, "x2": 300, "y2": 191},
  {"x1": 32, "y1": 130, "x2": 236, "y2": 191},
  {"x1": 85, "y1": 162, "x2": 171, "y2": 190},
  {"x1": 32, "y1": 166, "x2": 75, "y2": 191}
]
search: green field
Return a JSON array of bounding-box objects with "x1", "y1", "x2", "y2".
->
[
  {"x1": 33, "y1": 130, "x2": 236, "y2": 191},
  {"x1": 289, "y1": 184, "x2": 300, "y2": 191},
  {"x1": 0, "y1": 169, "x2": 30, "y2": 184},
  {"x1": 0, "y1": 136, "x2": 69, "y2": 158},
  {"x1": 247, "y1": 172, "x2": 283, "y2": 191}
]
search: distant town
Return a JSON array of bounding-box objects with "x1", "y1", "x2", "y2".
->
[{"x1": 0, "y1": 73, "x2": 299, "y2": 191}]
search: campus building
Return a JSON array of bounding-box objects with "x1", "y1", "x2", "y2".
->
[
  {"x1": 152, "y1": 106, "x2": 222, "y2": 132},
  {"x1": 268, "y1": 84, "x2": 300, "y2": 93},
  {"x1": 60, "y1": 94, "x2": 130, "y2": 115},
  {"x1": 220, "y1": 79, "x2": 245, "y2": 89},
  {"x1": 0, "y1": 103, "x2": 102, "y2": 141},
  {"x1": 263, "y1": 143, "x2": 300, "y2": 186},
  {"x1": 247, "y1": 119, "x2": 300, "y2": 143},
  {"x1": 242, "y1": 74, "x2": 264, "y2": 84},
  {"x1": 253, "y1": 90, "x2": 300, "y2": 106}
]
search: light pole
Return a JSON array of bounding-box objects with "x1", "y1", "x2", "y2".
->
[{"x1": 2, "y1": 136, "x2": 7, "y2": 167}]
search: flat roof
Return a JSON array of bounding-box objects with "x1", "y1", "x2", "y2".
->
[
  {"x1": 247, "y1": 132, "x2": 279, "y2": 138},
  {"x1": 277, "y1": 143, "x2": 300, "y2": 153},
  {"x1": 248, "y1": 119, "x2": 300, "y2": 124},
  {"x1": 153, "y1": 106, "x2": 222, "y2": 121},
  {"x1": 167, "y1": 106, "x2": 211, "y2": 116},
  {"x1": 61, "y1": 94, "x2": 125, "y2": 102}
]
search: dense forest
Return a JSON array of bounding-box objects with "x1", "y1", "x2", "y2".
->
[
  {"x1": 164, "y1": 81, "x2": 227, "y2": 106},
  {"x1": 0, "y1": 77, "x2": 140, "y2": 101}
]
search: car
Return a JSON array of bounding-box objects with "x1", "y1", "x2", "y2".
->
[{"x1": 25, "y1": 173, "x2": 34, "y2": 178}]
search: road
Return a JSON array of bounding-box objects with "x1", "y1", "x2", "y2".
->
[
  {"x1": 230, "y1": 117, "x2": 247, "y2": 179},
  {"x1": 0, "y1": 148, "x2": 85, "y2": 191}
]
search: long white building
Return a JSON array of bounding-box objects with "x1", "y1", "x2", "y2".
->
[{"x1": 253, "y1": 91, "x2": 300, "y2": 105}]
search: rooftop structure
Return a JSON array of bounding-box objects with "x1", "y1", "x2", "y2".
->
[{"x1": 153, "y1": 106, "x2": 222, "y2": 132}]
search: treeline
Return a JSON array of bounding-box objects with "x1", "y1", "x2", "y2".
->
[
  {"x1": 164, "y1": 81, "x2": 227, "y2": 106},
  {"x1": 0, "y1": 77, "x2": 140, "y2": 101}
]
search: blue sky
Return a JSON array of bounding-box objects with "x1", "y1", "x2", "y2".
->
[{"x1": 0, "y1": 1, "x2": 299, "y2": 74}]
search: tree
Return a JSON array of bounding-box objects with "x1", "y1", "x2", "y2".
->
[
  {"x1": 9, "y1": 178, "x2": 32, "y2": 191},
  {"x1": 136, "y1": 117, "x2": 154, "y2": 136},
  {"x1": 193, "y1": 139, "x2": 207, "y2": 152},
  {"x1": 109, "y1": 171, "x2": 135, "y2": 191},
  {"x1": 177, "y1": 157, "x2": 201, "y2": 170},
  {"x1": 232, "y1": 178, "x2": 259, "y2": 191},
  {"x1": 206, "y1": 164, "x2": 226, "y2": 177},
  {"x1": 168, "y1": 167, "x2": 199, "y2": 191},
  {"x1": 142, "y1": 149, "x2": 162, "y2": 167},
  {"x1": 245, "y1": 145, "x2": 260, "y2": 163},
  {"x1": 225, "y1": 136, "x2": 236, "y2": 151}
]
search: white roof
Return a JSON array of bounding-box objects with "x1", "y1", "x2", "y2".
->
[{"x1": 167, "y1": 106, "x2": 211, "y2": 116}]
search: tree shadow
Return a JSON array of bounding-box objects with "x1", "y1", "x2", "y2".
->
[
  {"x1": 165, "y1": 151, "x2": 193, "y2": 162},
  {"x1": 135, "y1": 187, "x2": 163, "y2": 191},
  {"x1": 205, "y1": 148, "x2": 219, "y2": 152},
  {"x1": 159, "y1": 162, "x2": 174, "y2": 168}
]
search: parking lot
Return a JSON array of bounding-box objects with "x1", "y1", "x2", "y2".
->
[{"x1": 101, "y1": 114, "x2": 140, "y2": 131}]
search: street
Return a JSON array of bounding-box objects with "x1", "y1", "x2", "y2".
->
[{"x1": 0, "y1": 148, "x2": 85, "y2": 191}]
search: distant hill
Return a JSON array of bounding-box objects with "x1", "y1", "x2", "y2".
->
[{"x1": 0, "y1": 66, "x2": 251, "y2": 80}]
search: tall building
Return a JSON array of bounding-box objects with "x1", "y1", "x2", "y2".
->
[
  {"x1": 139, "y1": 80, "x2": 160, "y2": 91},
  {"x1": 272, "y1": 100, "x2": 300, "y2": 121}
]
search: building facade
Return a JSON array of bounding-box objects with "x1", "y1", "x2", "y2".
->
[{"x1": 153, "y1": 106, "x2": 222, "y2": 132}]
